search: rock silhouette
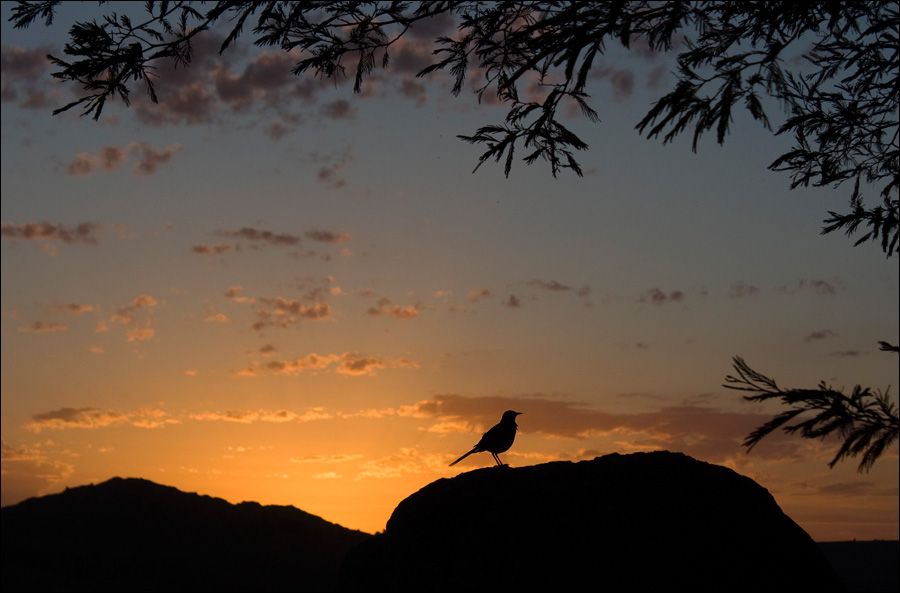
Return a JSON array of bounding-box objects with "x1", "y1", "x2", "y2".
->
[
  {"x1": 1, "y1": 477, "x2": 368, "y2": 592},
  {"x1": 341, "y1": 451, "x2": 843, "y2": 592}
]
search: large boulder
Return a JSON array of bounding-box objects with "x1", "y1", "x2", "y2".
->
[{"x1": 342, "y1": 451, "x2": 842, "y2": 592}]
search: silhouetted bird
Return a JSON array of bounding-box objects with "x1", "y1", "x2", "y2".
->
[{"x1": 449, "y1": 410, "x2": 522, "y2": 467}]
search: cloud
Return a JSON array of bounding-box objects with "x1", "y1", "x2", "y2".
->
[
  {"x1": 638, "y1": 288, "x2": 685, "y2": 305},
  {"x1": 133, "y1": 142, "x2": 183, "y2": 175},
  {"x1": 225, "y1": 285, "x2": 256, "y2": 304},
  {"x1": 289, "y1": 453, "x2": 363, "y2": 465},
  {"x1": 111, "y1": 294, "x2": 158, "y2": 325},
  {"x1": 2, "y1": 221, "x2": 100, "y2": 245},
  {"x1": 0, "y1": 45, "x2": 59, "y2": 112},
  {"x1": 1, "y1": 440, "x2": 75, "y2": 502},
  {"x1": 305, "y1": 229, "x2": 351, "y2": 244},
  {"x1": 336, "y1": 353, "x2": 418, "y2": 376},
  {"x1": 189, "y1": 407, "x2": 332, "y2": 424},
  {"x1": 239, "y1": 352, "x2": 418, "y2": 378},
  {"x1": 728, "y1": 281, "x2": 759, "y2": 299},
  {"x1": 398, "y1": 79, "x2": 428, "y2": 107},
  {"x1": 67, "y1": 142, "x2": 182, "y2": 177},
  {"x1": 25, "y1": 406, "x2": 178, "y2": 432},
  {"x1": 592, "y1": 66, "x2": 635, "y2": 102},
  {"x1": 829, "y1": 350, "x2": 862, "y2": 358},
  {"x1": 321, "y1": 98, "x2": 356, "y2": 119},
  {"x1": 777, "y1": 279, "x2": 843, "y2": 296},
  {"x1": 192, "y1": 243, "x2": 235, "y2": 255},
  {"x1": 312, "y1": 147, "x2": 352, "y2": 189},
  {"x1": 252, "y1": 297, "x2": 332, "y2": 331},
  {"x1": 465, "y1": 288, "x2": 492, "y2": 303},
  {"x1": 56, "y1": 303, "x2": 94, "y2": 315},
  {"x1": 393, "y1": 393, "x2": 801, "y2": 463},
  {"x1": 804, "y1": 329, "x2": 837, "y2": 342},
  {"x1": 217, "y1": 227, "x2": 301, "y2": 247},
  {"x1": 355, "y1": 446, "x2": 450, "y2": 480},
  {"x1": 502, "y1": 294, "x2": 522, "y2": 308},
  {"x1": 367, "y1": 297, "x2": 420, "y2": 319},
  {"x1": 18, "y1": 321, "x2": 67, "y2": 333},
  {"x1": 528, "y1": 279, "x2": 572, "y2": 292},
  {"x1": 136, "y1": 81, "x2": 215, "y2": 125},
  {"x1": 205, "y1": 311, "x2": 230, "y2": 324},
  {"x1": 0, "y1": 45, "x2": 50, "y2": 79},
  {"x1": 68, "y1": 146, "x2": 128, "y2": 175}
]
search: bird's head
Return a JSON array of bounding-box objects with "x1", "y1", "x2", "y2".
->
[{"x1": 501, "y1": 410, "x2": 522, "y2": 423}]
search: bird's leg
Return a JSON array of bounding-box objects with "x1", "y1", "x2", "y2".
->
[
  {"x1": 492, "y1": 453, "x2": 502, "y2": 466},
  {"x1": 496, "y1": 453, "x2": 506, "y2": 467}
]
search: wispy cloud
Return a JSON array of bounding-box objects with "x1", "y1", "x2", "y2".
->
[
  {"x1": 804, "y1": 329, "x2": 837, "y2": 342},
  {"x1": 305, "y1": 229, "x2": 351, "y2": 244},
  {"x1": 2, "y1": 221, "x2": 100, "y2": 245},
  {"x1": 528, "y1": 279, "x2": 572, "y2": 292},
  {"x1": 68, "y1": 142, "x2": 182, "y2": 177},
  {"x1": 637, "y1": 288, "x2": 684, "y2": 305},
  {"x1": 367, "y1": 297, "x2": 420, "y2": 319},
  {"x1": 728, "y1": 281, "x2": 759, "y2": 299},
  {"x1": 777, "y1": 278, "x2": 843, "y2": 296},
  {"x1": 25, "y1": 407, "x2": 178, "y2": 433},
  {"x1": 252, "y1": 297, "x2": 332, "y2": 331},
  {"x1": 217, "y1": 227, "x2": 301, "y2": 247},
  {"x1": 190, "y1": 407, "x2": 332, "y2": 424},
  {"x1": 192, "y1": 243, "x2": 235, "y2": 255},
  {"x1": 238, "y1": 352, "x2": 418, "y2": 378},
  {"x1": 502, "y1": 294, "x2": 522, "y2": 308},
  {"x1": 465, "y1": 288, "x2": 492, "y2": 303},
  {"x1": 55, "y1": 303, "x2": 94, "y2": 315},
  {"x1": 18, "y1": 321, "x2": 67, "y2": 333}
]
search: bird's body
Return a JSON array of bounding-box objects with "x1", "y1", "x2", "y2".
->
[{"x1": 449, "y1": 410, "x2": 522, "y2": 467}]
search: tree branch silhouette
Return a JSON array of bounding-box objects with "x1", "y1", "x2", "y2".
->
[
  {"x1": 9, "y1": 1, "x2": 898, "y2": 255},
  {"x1": 724, "y1": 356, "x2": 899, "y2": 472}
]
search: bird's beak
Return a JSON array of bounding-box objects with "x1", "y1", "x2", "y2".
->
[{"x1": 514, "y1": 411, "x2": 523, "y2": 416}]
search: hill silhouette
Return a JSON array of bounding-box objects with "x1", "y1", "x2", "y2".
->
[
  {"x1": 341, "y1": 451, "x2": 843, "y2": 592},
  {"x1": 1, "y1": 477, "x2": 368, "y2": 592}
]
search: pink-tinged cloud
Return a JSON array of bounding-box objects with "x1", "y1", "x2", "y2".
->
[
  {"x1": 25, "y1": 406, "x2": 178, "y2": 432},
  {"x1": 111, "y1": 294, "x2": 158, "y2": 325},
  {"x1": 239, "y1": 352, "x2": 418, "y2": 378},
  {"x1": 217, "y1": 227, "x2": 301, "y2": 246},
  {"x1": 804, "y1": 329, "x2": 837, "y2": 343},
  {"x1": 126, "y1": 326, "x2": 155, "y2": 342},
  {"x1": 192, "y1": 243, "x2": 234, "y2": 255},
  {"x1": 405, "y1": 394, "x2": 803, "y2": 463},
  {"x1": 312, "y1": 148, "x2": 352, "y2": 189},
  {"x1": 321, "y1": 99, "x2": 356, "y2": 119},
  {"x1": 251, "y1": 296, "x2": 332, "y2": 331},
  {"x1": 67, "y1": 142, "x2": 181, "y2": 177},
  {"x1": 189, "y1": 408, "x2": 332, "y2": 424},
  {"x1": 336, "y1": 353, "x2": 418, "y2": 376},
  {"x1": 18, "y1": 321, "x2": 67, "y2": 333},
  {"x1": 638, "y1": 288, "x2": 684, "y2": 305},
  {"x1": 367, "y1": 298, "x2": 420, "y2": 319},
  {"x1": 465, "y1": 288, "x2": 492, "y2": 303},
  {"x1": 305, "y1": 229, "x2": 351, "y2": 244},
  {"x1": 777, "y1": 278, "x2": 843, "y2": 296},
  {"x1": 56, "y1": 303, "x2": 94, "y2": 315},
  {"x1": 502, "y1": 294, "x2": 522, "y2": 308},
  {"x1": 225, "y1": 285, "x2": 256, "y2": 304},
  {"x1": 133, "y1": 142, "x2": 183, "y2": 175},
  {"x1": 205, "y1": 312, "x2": 230, "y2": 324},
  {"x1": 2, "y1": 221, "x2": 100, "y2": 245},
  {"x1": 729, "y1": 281, "x2": 760, "y2": 299},
  {"x1": 528, "y1": 279, "x2": 573, "y2": 292}
]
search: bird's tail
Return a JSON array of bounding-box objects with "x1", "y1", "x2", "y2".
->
[{"x1": 449, "y1": 448, "x2": 478, "y2": 466}]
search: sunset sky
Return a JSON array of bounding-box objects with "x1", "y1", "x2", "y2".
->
[{"x1": 1, "y1": 3, "x2": 897, "y2": 540}]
